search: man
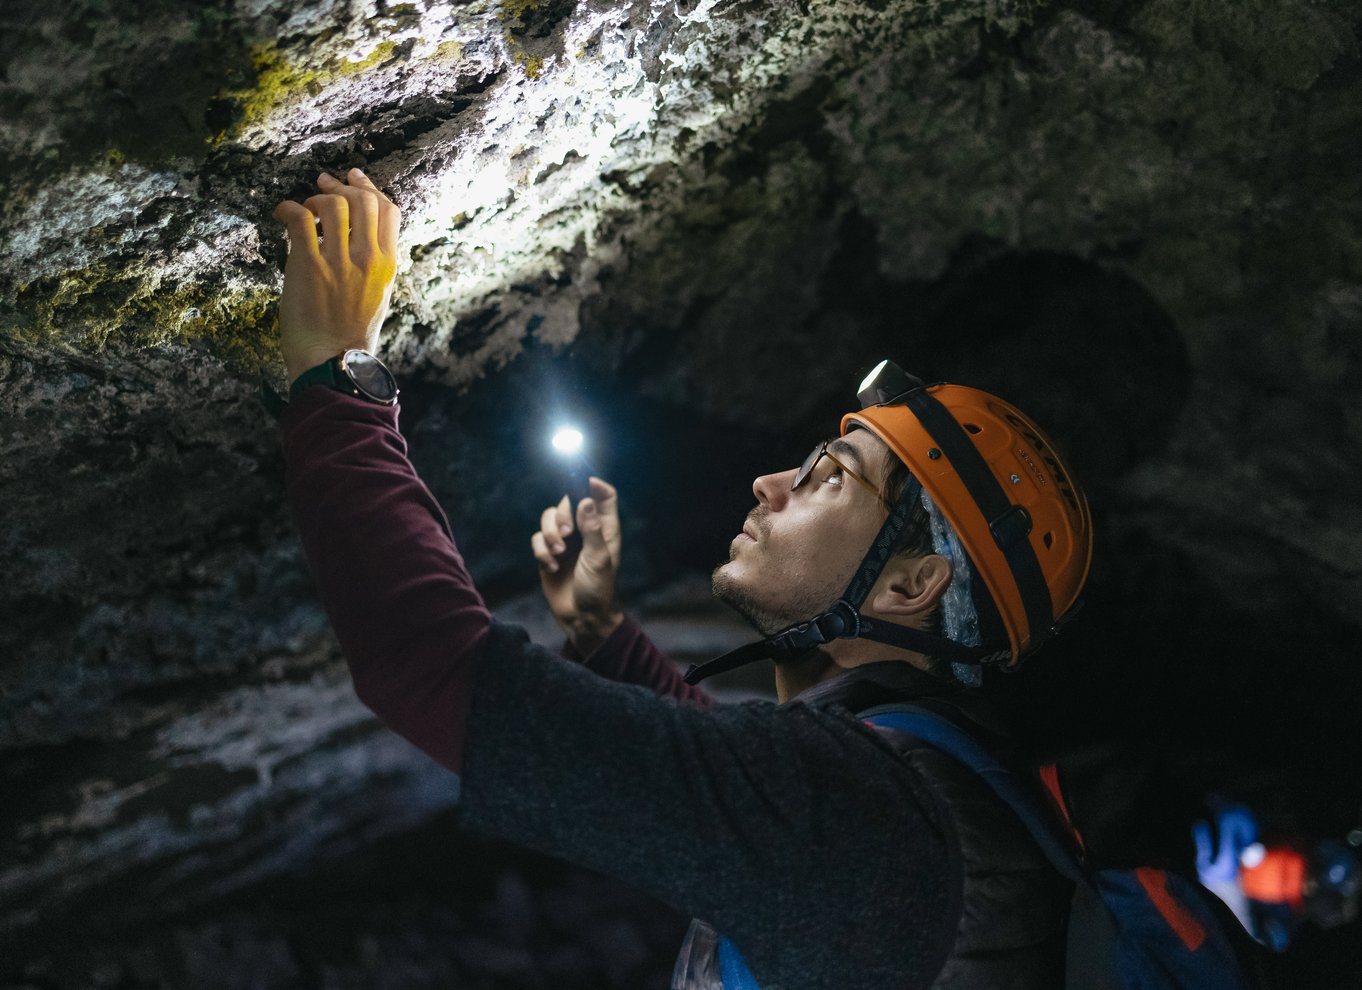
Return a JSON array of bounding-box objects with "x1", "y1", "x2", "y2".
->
[{"x1": 268, "y1": 169, "x2": 1089, "y2": 988}]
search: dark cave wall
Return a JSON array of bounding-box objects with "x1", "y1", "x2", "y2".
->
[{"x1": 2, "y1": 0, "x2": 1362, "y2": 985}]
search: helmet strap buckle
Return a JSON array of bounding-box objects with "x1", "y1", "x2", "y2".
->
[{"x1": 767, "y1": 600, "x2": 863, "y2": 654}]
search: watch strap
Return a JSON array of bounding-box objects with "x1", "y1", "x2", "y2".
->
[
  {"x1": 257, "y1": 351, "x2": 396, "y2": 422},
  {"x1": 257, "y1": 353, "x2": 345, "y2": 422},
  {"x1": 289, "y1": 355, "x2": 344, "y2": 397}
]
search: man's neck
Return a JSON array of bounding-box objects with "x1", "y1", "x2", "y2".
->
[
  {"x1": 773, "y1": 640, "x2": 931, "y2": 703},
  {"x1": 773, "y1": 652, "x2": 840, "y2": 703}
]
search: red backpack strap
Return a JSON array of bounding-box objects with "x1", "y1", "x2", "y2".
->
[
  {"x1": 1038, "y1": 762, "x2": 1087, "y2": 856},
  {"x1": 1133, "y1": 867, "x2": 1208, "y2": 952}
]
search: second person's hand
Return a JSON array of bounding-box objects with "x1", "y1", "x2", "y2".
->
[{"x1": 530, "y1": 477, "x2": 624, "y2": 658}]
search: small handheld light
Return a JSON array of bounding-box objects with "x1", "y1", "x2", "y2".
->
[
  {"x1": 551, "y1": 426, "x2": 584, "y2": 455},
  {"x1": 549, "y1": 423, "x2": 598, "y2": 505}
]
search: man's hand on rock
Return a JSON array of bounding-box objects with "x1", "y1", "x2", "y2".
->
[
  {"x1": 271, "y1": 168, "x2": 401, "y2": 386},
  {"x1": 531, "y1": 477, "x2": 625, "y2": 658}
]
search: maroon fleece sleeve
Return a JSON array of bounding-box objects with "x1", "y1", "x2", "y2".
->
[
  {"x1": 560, "y1": 616, "x2": 715, "y2": 706},
  {"x1": 280, "y1": 387, "x2": 489, "y2": 774}
]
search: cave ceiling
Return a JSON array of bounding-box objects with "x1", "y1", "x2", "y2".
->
[{"x1": 2, "y1": 0, "x2": 1361, "y2": 973}]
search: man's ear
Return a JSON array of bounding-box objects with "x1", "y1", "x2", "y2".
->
[{"x1": 866, "y1": 554, "x2": 952, "y2": 618}]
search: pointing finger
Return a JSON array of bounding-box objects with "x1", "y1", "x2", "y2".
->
[
  {"x1": 586, "y1": 477, "x2": 617, "y2": 514},
  {"x1": 576, "y1": 496, "x2": 612, "y2": 566},
  {"x1": 587, "y1": 477, "x2": 620, "y2": 548}
]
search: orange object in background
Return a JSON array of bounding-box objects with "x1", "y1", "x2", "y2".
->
[{"x1": 1240, "y1": 848, "x2": 1308, "y2": 909}]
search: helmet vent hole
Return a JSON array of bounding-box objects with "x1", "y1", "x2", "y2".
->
[
  {"x1": 964, "y1": 423, "x2": 982, "y2": 434},
  {"x1": 1043, "y1": 531, "x2": 1054, "y2": 549}
]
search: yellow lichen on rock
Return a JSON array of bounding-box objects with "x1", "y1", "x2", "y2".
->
[
  {"x1": 433, "y1": 39, "x2": 466, "y2": 63},
  {"x1": 210, "y1": 39, "x2": 400, "y2": 144},
  {"x1": 498, "y1": 0, "x2": 553, "y2": 78},
  {"x1": 498, "y1": 0, "x2": 542, "y2": 24},
  {"x1": 12, "y1": 263, "x2": 280, "y2": 374},
  {"x1": 514, "y1": 49, "x2": 547, "y2": 80}
]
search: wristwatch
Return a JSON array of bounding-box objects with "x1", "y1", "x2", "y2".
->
[{"x1": 258, "y1": 349, "x2": 399, "y2": 420}]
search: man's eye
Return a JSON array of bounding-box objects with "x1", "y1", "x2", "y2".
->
[{"x1": 824, "y1": 467, "x2": 845, "y2": 486}]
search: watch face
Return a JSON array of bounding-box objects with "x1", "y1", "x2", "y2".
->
[{"x1": 342, "y1": 350, "x2": 398, "y2": 402}]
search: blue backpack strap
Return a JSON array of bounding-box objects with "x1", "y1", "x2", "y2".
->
[
  {"x1": 861, "y1": 704, "x2": 1086, "y2": 884},
  {"x1": 863, "y1": 704, "x2": 1129, "y2": 987},
  {"x1": 864, "y1": 703, "x2": 1260, "y2": 990},
  {"x1": 717, "y1": 934, "x2": 763, "y2": 990}
]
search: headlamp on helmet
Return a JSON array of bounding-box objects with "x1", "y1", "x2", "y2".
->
[{"x1": 857, "y1": 359, "x2": 925, "y2": 408}]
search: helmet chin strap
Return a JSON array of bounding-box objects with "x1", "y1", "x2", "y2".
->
[{"x1": 685, "y1": 474, "x2": 1004, "y2": 686}]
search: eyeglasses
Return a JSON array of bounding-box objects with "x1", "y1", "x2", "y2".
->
[{"x1": 791, "y1": 439, "x2": 888, "y2": 509}]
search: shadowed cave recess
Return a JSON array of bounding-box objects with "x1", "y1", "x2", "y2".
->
[{"x1": 2, "y1": 0, "x2": 1361, "y2": 986}]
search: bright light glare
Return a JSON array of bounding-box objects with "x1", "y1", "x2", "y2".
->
[
  {"x1": 859, "y1": 359, "x2": 889, "y2": 395},
  {"x1": 551, "y1": 427, "x2": 584, "y2": 455}
]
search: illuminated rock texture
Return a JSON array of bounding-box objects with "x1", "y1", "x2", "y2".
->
[{"x1": 2, "y1": 0, "x2": 1360, "y2": 984}]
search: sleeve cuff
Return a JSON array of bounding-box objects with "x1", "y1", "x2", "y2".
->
[
  {"x1": 278, "y1": 382, "x2": 400, "y2": 435},
  {"x1": 560, "y1": 613, "x2": 638, "y2": 666}
]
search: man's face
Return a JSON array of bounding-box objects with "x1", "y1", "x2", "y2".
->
[{"x1": 712, "y1": 428, "x2": 891, "y2": 635}]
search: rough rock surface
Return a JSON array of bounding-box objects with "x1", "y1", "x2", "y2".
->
[{"x1": 2, "y1": 0, "x2": 1361, "y2": 984}]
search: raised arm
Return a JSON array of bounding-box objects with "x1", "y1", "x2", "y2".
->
[
  {"x1": 282, "y1": 388, "x2": 489, "y2": 774},
  {"x1": 272, "y1": 168, "x2": 491, "y2": 774}
]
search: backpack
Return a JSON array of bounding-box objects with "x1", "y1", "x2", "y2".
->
[{"x1": 862, "y1": 704, "x2": 1264, "y2": 990}]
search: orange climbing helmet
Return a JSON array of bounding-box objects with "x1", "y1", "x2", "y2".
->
[
  {"x1": 843, "y1": 360, "x2": 1093, "y2": 666},
  {"x1": 683, "y1": 359, "x2": 1093, "y2": 686}
]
